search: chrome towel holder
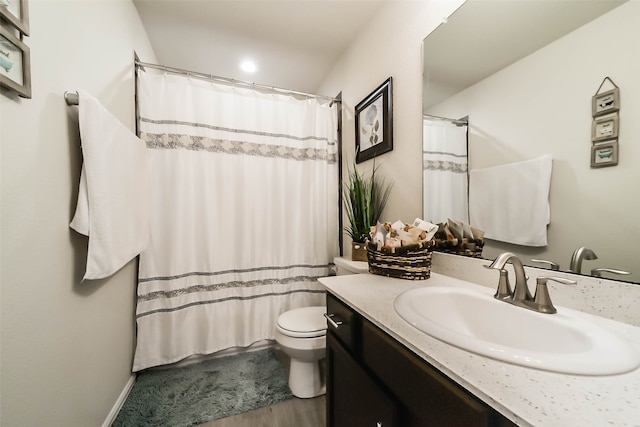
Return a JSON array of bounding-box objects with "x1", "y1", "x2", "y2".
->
[{"x1": 64, "y1": 91, "x2": 79, "y2": 106}]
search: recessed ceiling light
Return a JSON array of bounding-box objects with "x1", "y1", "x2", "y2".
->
[{"x1": 240, "y1": 60, "x2": 257, "y2": 73}]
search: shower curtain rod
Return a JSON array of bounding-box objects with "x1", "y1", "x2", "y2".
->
[
  {"x1": 63, "y1": 61, "x2": 339, "y2": 106},
  {"x1": 135, "y1": 60, "x2": 339, "y2": 104},
  {"x1": 423, "y1": 114, "x2": 468, "y2": 126}
]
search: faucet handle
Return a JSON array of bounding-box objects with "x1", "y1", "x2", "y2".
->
[
  {"x1": 591, "y1": 268, "x2": 631, "y2": 278},
  {"x1": 533, "y1": 276, "x2": 577, "y2": 314},
  {"x1": 531, "y1": 259, "x2": 560, "y2": 271}
]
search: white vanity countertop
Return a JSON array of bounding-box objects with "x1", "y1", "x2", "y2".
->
[{"x1": 319, "y1": 272, "x2": 640, "y2": 427}]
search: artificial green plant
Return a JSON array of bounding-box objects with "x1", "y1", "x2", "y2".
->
[{"x1": 343, "y1": 162, "x2": 393, "y2": 244}]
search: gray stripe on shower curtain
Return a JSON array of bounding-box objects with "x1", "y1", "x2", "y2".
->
[
  {"x1": 137, "y1": 288, "x2": 327, "y2": 319},
  {"x1": 140, "y1": 117, "x2": 336, "y2": 144},
  {"x1": 138, "y1": 263, "x2": 334, "y2": 283},
  {"x1": 141, "y1": 131, "x2": 337, "y2": 162}
]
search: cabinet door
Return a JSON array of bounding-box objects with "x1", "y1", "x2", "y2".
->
[
  {"x1": 362, "y1": 320, "x2": 515, "y2": 427},
  {"x1": 327, "y1": 332, "x2": 398, "y2": 427}
]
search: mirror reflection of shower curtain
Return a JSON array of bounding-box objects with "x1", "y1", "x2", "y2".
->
[
  {"x1": 423, "y1": 118, "x2": 469, "y2": 224},
  {"x1": 132, "y1": 70, "x2": 339, "y2": 371}
]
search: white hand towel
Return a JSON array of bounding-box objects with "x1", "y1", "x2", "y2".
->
[
  {"x1": 469, "y1": 155, "x2": 552, "y2": 247},
  {"x1": 70, "y1": 91, "x2": 150, "y2": 280}
]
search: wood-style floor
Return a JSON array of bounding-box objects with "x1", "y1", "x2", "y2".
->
[{"x1": 197, "y1": 395, "x2": 326, "y2": 427}]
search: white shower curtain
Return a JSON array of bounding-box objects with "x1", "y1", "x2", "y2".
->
[
  {"x1": 423, "y1": 118, "x2": 469, "y2": 224},
  {"x1": 133, "y1": 70, "x2": 339, "y2": 371}
]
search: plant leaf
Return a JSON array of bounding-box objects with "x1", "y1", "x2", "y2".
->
[{"x1": 343, "y1": 161, "x2": 394, "y2": 243}]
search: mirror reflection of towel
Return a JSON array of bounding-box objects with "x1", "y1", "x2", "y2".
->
[
  {"x1": 469, "y1": 155, "x2": 552, "y2": 247},
  {"x1": 70, "y1": 91, "x2": 150, "y2": 280}
]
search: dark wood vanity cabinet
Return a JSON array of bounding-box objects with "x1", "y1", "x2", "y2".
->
[
  {"x1": 326, "y1": 293, "x2": 516, "y2": 427},
  {"x1": 327, "y1": 332, "x2": 399, "y2": 427}
]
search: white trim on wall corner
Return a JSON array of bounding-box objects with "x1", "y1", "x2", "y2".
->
[{"x1": 102, "y1": 374, "x2": 136, "y2": 427}]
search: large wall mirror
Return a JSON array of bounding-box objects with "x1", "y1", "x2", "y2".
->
[{"x1": 422, "y1": 0, "x2": 639, "y2": 284}]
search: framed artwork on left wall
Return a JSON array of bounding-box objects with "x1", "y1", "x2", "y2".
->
[
  {"x1": 355, "y1": 77, "x2": 393, "y2": 163},
  {"x1": 0, "y1": 0, "x2": 29, "y2": 35},
  {"x1": 0, "y1": 25, "x2": 31, "y2": 98}
]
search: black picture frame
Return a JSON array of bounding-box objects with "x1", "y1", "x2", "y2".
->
[
  {"x1": 0, "y1": 25, "x2": 31, "y2": 98},
  {"x1": 355, "y1": 77, "x2": 392, "y2": 163},
  {"x1": 0, "y1": 0, "x2": 29, "y2": 36}
]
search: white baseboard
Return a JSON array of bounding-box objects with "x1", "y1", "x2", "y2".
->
[{"x1": 102, "y1": 374, "x2": 136, "y2": 427}]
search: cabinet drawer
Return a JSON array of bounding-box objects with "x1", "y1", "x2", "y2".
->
[
  {"x1": 326, "y1": 294, "x2": 359, "y2": 353},
  {"x1": 362, "y1": 319, "x2": 512, "y2": 427}
]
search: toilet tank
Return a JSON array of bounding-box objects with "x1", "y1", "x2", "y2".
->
[{"x1": 334, "y1": 257, "x2": 369, "y2": 275}]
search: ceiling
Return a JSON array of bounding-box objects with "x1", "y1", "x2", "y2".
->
[
  {"x1": 133, "y1": 0, "x2": 384, "y2": 95},
  {"x1": 423, "y1": 0, "x2": 627, "y2": 110}
]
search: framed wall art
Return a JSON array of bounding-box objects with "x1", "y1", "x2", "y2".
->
[
  {"x1": 355, "y1": 77, "x2": 393, "y2": 163},
  {"x1": 592, "y1": 87, "x2": 619, "y2": 117},
  {"x1": 0, "y1": 25, "x2": 31, "y2": 98},
  {"x1": 0, "y1": 0, "x2": 29, "y2": 35},
  {"x1": 591, "y1": 140, "x2": 618, "y2": 168},
  {"x1": 591, "y1": 115, "x2": 618, "y2": 142}
]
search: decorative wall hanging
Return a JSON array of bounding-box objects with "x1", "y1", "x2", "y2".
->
[
  {"x1": 591, "y1": 115, "x2": 618, "y2": 142},
  {"x1": 592, "y1": 87, "x2": 619, "y2": 118},
  {"x1": 0, "y1": 25, "x2": 30, "y2": 98},
  {"x1": 0, "y1": 0, "x2": 29, "y2": 36},
  {"x1": 591, "y1": 140, "x2": 618, "y2": 168},
  {"x1": 355, "y1": 77, "x2": 393, "y2": 163},
  {"x1": 591, "y1": 77, "x2": 619, "y2": 168}
]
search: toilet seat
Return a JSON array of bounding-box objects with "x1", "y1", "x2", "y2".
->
[{"x1": 277, "y1": 306, "x2": 327, "y2": 338}]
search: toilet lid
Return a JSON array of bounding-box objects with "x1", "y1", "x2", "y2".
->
[{"x1": 277, "y1": 306, "x2": 327, "y2": 338}]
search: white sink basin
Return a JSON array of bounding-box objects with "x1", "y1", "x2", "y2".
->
[{"x1": 394, "y1": 286, "x2": 640, "y2": 375}]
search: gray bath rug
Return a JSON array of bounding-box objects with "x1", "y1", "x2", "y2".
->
[{"x1": 113, "y1": 347, "x2": 292, "y2": 427}]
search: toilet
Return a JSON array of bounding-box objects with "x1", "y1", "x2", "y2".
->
[
  {"x1": 275, "y1": 306, "x2": 327, "y2": 398},
  {"x1": 275, "y1": 257, "x2": 368, "y2": 398},
  {"x1": 334, "y1": 256, "x2": 369, "y2": 276}
]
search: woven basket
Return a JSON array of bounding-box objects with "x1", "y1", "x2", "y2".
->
[
  {"x1": 434, "y1": 238, "x2": 484, "y2": 258},
  {"x1": 366, "y1": 240, "x2": 434, "y2": 280}
]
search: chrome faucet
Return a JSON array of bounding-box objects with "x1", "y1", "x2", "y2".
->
[
  {"x1": 569, "y1": 247, "x2": 597, "y2": 273},
  {"x1": 485, "y1": 252, "x2": 531, "y2": 302},
  {"x1": 486, "y1": 252, "x2": 576, "y2": 314}
]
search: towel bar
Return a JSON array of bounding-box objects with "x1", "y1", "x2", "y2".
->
[{"x1": 64, "y1": 91, "x2": 79, "y2": 106}]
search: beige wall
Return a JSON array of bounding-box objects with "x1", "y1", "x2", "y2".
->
[
  {"x1": 0, "y1": 1, "x2": 155, "y2": 426},
  {"x1": 318, "y1": 0, "x2": 465, "y2": 257}
]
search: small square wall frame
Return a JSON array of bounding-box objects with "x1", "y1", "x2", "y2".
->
[
  {"x1": 591, "y1": 140, "x2": 618, "y2": 168},
  {"x1": 0, "y1": 25, "x2": 31, "y2": 98},
  {"x1": 592, "y1": 88, "x2": 619, "y2": 117},
  {"x1": 592, "y1": 114, "x2": 618, "y2": 142}
]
